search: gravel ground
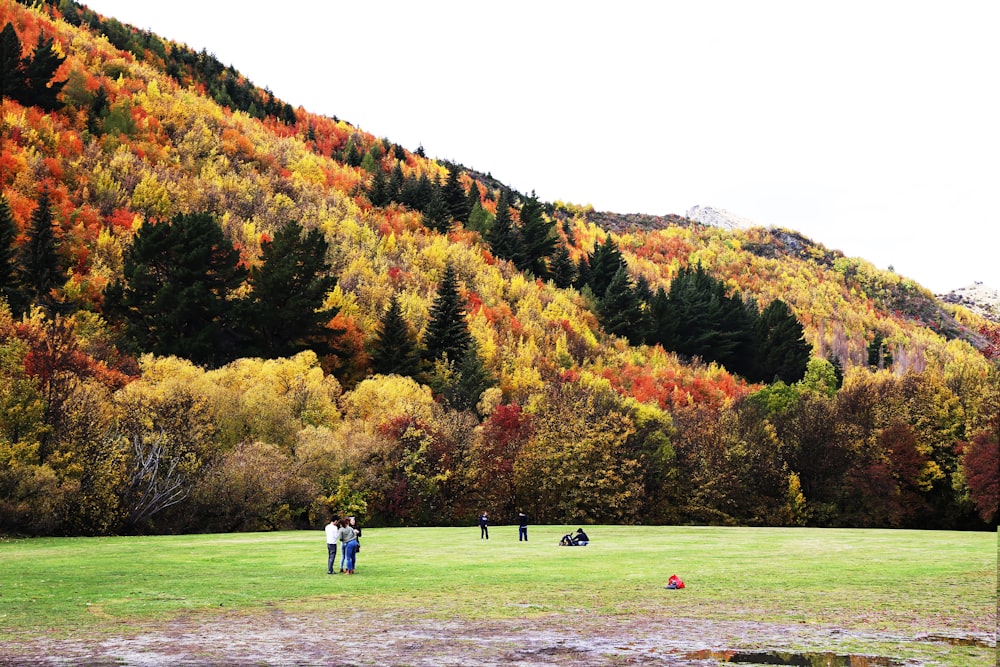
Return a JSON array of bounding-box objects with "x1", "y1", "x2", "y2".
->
[{"x1": 1, "y1": 608, "x2": 994, "y2": 666}]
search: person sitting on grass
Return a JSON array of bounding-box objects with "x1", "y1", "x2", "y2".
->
[{"x1": 559, "y1": 529, "x2": 590, "y2": 546}]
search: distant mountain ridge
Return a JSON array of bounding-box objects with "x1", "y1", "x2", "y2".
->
[
  {"x1": 688, "y1": 205, "x2": 999, "y2": 325},
  {"x1": 938, "y1": 282, "x2": 1000, "y2": 323},
  {"x1": 686, "y1": 204, "x2": 757, "y2": 230}
]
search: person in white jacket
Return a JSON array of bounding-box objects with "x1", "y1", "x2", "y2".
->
[{"x1": 325, "y1": 517, "x2": 339, "y2": 574}]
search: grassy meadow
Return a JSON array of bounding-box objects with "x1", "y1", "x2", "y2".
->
[{"x1": 1, "y1": 525, "x2": 995, "y2": 664}]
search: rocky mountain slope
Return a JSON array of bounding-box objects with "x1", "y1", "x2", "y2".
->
[{"x1": 938, "y1": 282, "x2": 1000, "y2": 323}]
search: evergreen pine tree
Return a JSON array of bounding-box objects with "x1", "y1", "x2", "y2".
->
[
  {"x1": 19, "y1": 189, "x2": 65, "y2": 311},
  {"x1": 645, "y1": 286, "x2": 670, "y2": 346},
  {"x1": 573, "y1": 254, "x2": 591, "y2": 291},
  {"x1": 242, "y1": 220, "x2": 339, "y2": 359},
  {"x1": 345, "y1": 142, "x2": 362, "y2": 168},
  {"x1": 648, "y1": 263, "x2": 754, "y2": 374},
  {"x1": 549, "y1": 245, "x2": 576, "y2": 289},
  {"x1": 387, "y1": 162, "x2": 405, "y2": 203},
  {"x1": 21, "y1": 31, "x2": 66, "y2": 111},
  {"x1": 400, "y1": 173, "x2": 433, "y2": 211},
  {"x1": 633, "y1": 275, "x2": 654, "y2": 304},
  {"x1": 0, "y1": 193, "x2": 27, "y2": 313},
  {"x1": 441, "y1": 165, "x2": 469, "y2": 224},
  {"x1": 486, "y1": 189, "x2": 519, "y2": 263},
  {"x1": 422, "y1": 183, "x2": 453, "y2": 234},
  {"x1": 597, "y1": 266, "x2": 644, "y2": 343},
  {"x1": 0, "y1": 22, "x2": 27, "y2": 102},
  {"x1": 423, "y1": 262, "x2": 472, "y2": 363},
  {"x1": 59, "y1": 0, "x2": 82, "y2": 26},
  {"x1": 371, "y1": 293, "x2": 420, "y2": 377},
  {"x1": 110, "y1": 212, "x2": 247, "y2": 367},
  {"x1": 360, "y1": 150, "x2": 378, "y2": 173},
  {"x1": 867, "y1": 332, "x2": 893, "y2": 369},
  {"x1": 827, "y1": 352, "x2": 845, "y2": 389},
  {"x1": 515, "y1": 191, "x2": 557, "y2": 278},
  {"x1": 367, "y1": 167, "x2": 390, "y2": 207},
  {"x1": 750, "y1": 298, "x2": 812, "y2": 384},
  {"x1": 585, "y1": 237, "x2": 626, "y2": 298}
]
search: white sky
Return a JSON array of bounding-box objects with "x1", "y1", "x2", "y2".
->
[{"x1": 83, "y1": 1, "x2": 998, "y2": 294}]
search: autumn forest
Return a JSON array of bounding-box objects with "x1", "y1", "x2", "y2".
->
[{"x1": 1, "y1": 0, "x2": 997, "y2": 537}]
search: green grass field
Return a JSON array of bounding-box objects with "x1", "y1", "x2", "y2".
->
[{"x1": 1, "y1": 525, "x2": 995, "y2": 665}]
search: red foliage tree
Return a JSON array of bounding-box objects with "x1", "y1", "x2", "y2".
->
[
  {"x1": 981, "y1": 324, "x2": 1000, "y2": 361},
  {"x1": 472, "y1": 403, "x2": 534, "y2": 520},
  {"x1": 962, "y1": 428, "x2": 999, "y2": 523}
]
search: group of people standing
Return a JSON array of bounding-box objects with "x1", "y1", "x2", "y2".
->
[
  {"x1": 325, "y1": 516, "x2": 361, "y2": 574},
  {"x1": 478, "y1": 510, "x2": 532, "y2": 541},
  {"x1": 327, "y1": 512, "x2": 592, "y2": 574},
  {"x1": 479, "y1": 512, "x2": 528, "y2": 542}
]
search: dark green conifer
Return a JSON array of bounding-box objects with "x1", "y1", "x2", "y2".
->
[
  {"x1": 367, "y1": 167, "x2": 390, "y2": 207},
  {"x1": 442, "y1": 166, "x2": 469, "y2": 224},
  {"x1": 867, "y1": 331, "x2": 893, "y2": 369},
  {"x1": 388, "y1": 163, "x2": 405, "y2": 203},
  {"x1": 515, "y1": 191, "x2": 556, "y2": 278},
  {"x1": 597, "y1": 266, "x2": 644, "y2": 343},
  {"x1": 345, "y1": 142, "x2": 362, "y2": 168},
  {"x1": 486, "y1": 189, "x2": 519, "y2": 263},
  {"x1": 21, "y1": 31, "x2": 66, "y2": 111},
  {"x1": 647, "y1": 263, "x2": 754, "y2": 375},
  {"x1": 19, "y1": 189, "x2": 65, "y2": 312},
  {"x1": 549, "y1": 245, "x2": 576, "y2": 289},
  {"x1": 1, "y1": 22, "x2": 27, "y2": 102},
  {"x1": 585, "y1": 237, "x2": 626, "y2": 298},
  {"x1": 750, "y1": 298, "x2": 812, "y2": 384},
  {"x1": 371, "y1": 293, "x2": 420, "y2": 377},
  {"x1": 109, "y1": 212, "x2": 247, "y2": 367},
  {"x1": 400, "y1": 173, "x2": 433, "y2": 211},
  {"x1": 243, "y1": 220, "x2": 339, "y2": 359},
  {"x1": 422, "y1": 262, "x2": 472, "y2": 363},
  {"x1": 828, "y1": 353, "x2": 844, "y2": 389},
  {"x1": 0, "y1": 193, "x2": 27, "y2": 313},
  {"x1": 422, "y1": 184, "x2": 453, "y2": 234}
]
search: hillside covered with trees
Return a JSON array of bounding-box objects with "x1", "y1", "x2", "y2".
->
[{"x1": 1, "y1": 0, "x2": 997, "y2": 536}]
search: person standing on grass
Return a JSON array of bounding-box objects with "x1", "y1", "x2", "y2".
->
[
  {"x1": 338, "y1": 516, "x2": 359, "y2": 574},
  {"x1": 349, "y1": 516, "x2": 361, "y2": 554},
  {"x1": 339, "y1": 516, "x2": 360, "y2": 572},
  {"x1": 479, "y1": 511, "x2": 489, "y2": 539},
  {"x1": 518, "y1": 510, "x2": 528, "y2": 541},
  {"x1": 325, "y1": 517, "x2": 340, "y2": 574}
]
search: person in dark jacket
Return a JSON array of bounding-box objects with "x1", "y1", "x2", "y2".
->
[
  {"x1": 479, "y1": 511, "x2": 489, "y2": 539},
  {"x1": 517, "y1": 511, "x2": 528, "y2": 541}
]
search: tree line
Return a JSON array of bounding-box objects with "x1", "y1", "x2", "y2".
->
[
  {"x1": 2, "y1": 305, "x2": 996, "y2": 536},
  {"x1": 12, "y1": 1, "x2": 299, "y2": 124}
]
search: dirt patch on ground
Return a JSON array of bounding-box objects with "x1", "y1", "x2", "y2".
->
[{"x1": 1, "y1": 608, "x2": 994, "y2": 666}]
